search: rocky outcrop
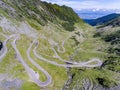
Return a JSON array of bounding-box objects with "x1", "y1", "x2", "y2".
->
[{"x1": 0, "y1": 41, "x2": 3, "y2": 50}]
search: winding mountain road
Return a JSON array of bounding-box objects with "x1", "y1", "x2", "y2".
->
[
  {"x1": 52, "y1": 47, "x2": 101, "y2": 65},
  {"x1": 0, "y1": 34, "x2": 17, "y2": 62},
  {"x1": 57, "y1": 40, "x2": 66, "y2": 53},
  {"x1": 11, "y1": 35, "x2": 51, "y2": 87},
  {"x1": 51, "y1": 36, "x2": 99, "y2": 65},
  {"x1": 0, "y1": 33, "x2": 103, "y2": 87},
  {"x1": 52, "y1": 47, "x2": 75, "y2": 64},
  {"x1": 33, "y1": 44, "x2": 103, "y2": 68},
  {"x1": 27, "y1": 40, "x2": 52, "y2": 86}
]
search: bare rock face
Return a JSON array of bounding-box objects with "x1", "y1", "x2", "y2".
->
[
  {"x1": 0, "y1": 1, "x2": 17, "y2": 18},
  {"x1": 0, "y1": 74, "x2": 23, "y2": 90},
  {"x1": 0, "y1": 79, "x2": 23, "y2": 90},
  {"x1": 93, "y1": 84, "x2": 120, "y2": 90}
]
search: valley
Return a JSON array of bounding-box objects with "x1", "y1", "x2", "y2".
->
[
  {"x1": 0, "y1": 0, "x2": 120, "y2": 90},
  {"x1": 0, "y1": 31, "x2": 103, "y2": 89}
]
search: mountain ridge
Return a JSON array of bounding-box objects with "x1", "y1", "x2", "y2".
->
[{"x1": 84, "y1": 13, "x2": 120, "y2": 26}]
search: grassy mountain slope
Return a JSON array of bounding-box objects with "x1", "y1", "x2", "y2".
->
[
  {"x1": 63, "y1": 27, "x2": 120, "y2": 90},
  {"x1": 89, "y1": 18, "x2": 120, "y2": 90},
  {"x1": 64, "y1": 13, "x2": 120, "y2": 90},
  {"x1": 1, "y1": 0, "x2": 85, "y2": 31},
  {"x1": 0, "y1": 0, "x2": 119, "y2": 90},
  {"x1": 0, "y1": 0, "x2": 91, "y2": 90}
]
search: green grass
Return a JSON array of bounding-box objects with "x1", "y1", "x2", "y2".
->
[
  {"x1": 31, "y1": 53, "x2": 68, "y2": 90},
  {"x1": 27, "y1": 19, "x2": 42, "y2": 30},
  {"x1": 0, "y1": 20, "x2": 75, "y2": 89},
  {"x1": 21, "y1": 81, "x2": 40, "y2": 90},
  {"x1": 0, "y1": 21, "x2": 115, "y2": 90},
  {"x1": 0, "y1": 8, "x2": 10, "y2": 18},
  {"x1": 16, "y1": 34, "x2": 68, "y2": 90},
  {"x1": 74, "y1": 50, "x2": 107, "y2": 62},
  {"x1": 0, "y1": 27, "x2": 3, "y2": 32},
  {"x1": 73, "y1": 29, "x2": 109, "y2": 61},
  {"x1": 0, "y1": 39, "x2": 28, "y2": 80},
  {"x1": 66, "y1": 25, "x2": 120, "y2": 89},
  {"x1": 30, "y1": 39, "x2": 68, "y2": 89},
  {"x1": 17, "y1": 35, "x2": 48, "y2": 82}
]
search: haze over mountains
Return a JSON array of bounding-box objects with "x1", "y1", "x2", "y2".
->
[{"x1": 77, "y1": 8, "x2": 120, "y2": 19}]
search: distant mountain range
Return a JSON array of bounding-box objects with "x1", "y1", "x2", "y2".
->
[
  {"x1": 103, "y1": 16, "x2": 120, "y2": 27},
  {"x1": 84, "y1": 13, "x2": 120, "y2": 26},
  {"x1": 76, "y1": 9, "x2": 120, "y2": 19}
]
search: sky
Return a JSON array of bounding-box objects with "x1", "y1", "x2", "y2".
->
[{"x1": 41, "y1": 0, "x2": 120, "y2": 11}]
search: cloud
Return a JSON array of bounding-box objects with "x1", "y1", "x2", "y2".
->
[{"x1": 41, "y1": 0, "x2": 120, "y2": 10}]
